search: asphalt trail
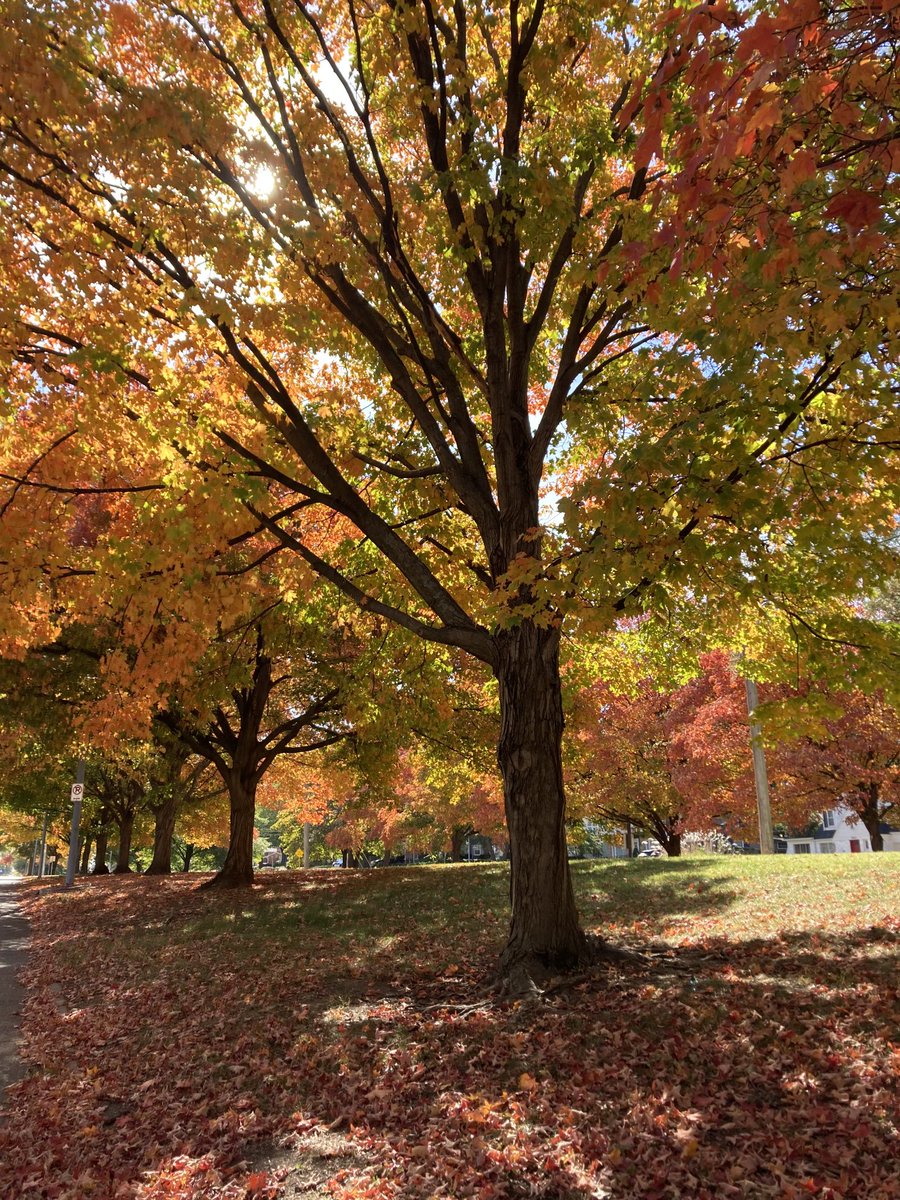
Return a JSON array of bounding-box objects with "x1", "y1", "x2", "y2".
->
[{"x1": 0, "y1": 878, "x2": 28, "y2": 1097}]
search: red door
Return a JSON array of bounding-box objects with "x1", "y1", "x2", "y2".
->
[{"x1": 849, "y1": 840, "x2": 861, "y2": 853}]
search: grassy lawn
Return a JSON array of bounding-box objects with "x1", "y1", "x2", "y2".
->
[{"x1": 1, "y1": 856, "x2": 898, "y2": 1199}]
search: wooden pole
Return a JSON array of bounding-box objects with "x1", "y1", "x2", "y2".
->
[{"x1": 743, "y1": 677, "x2": 774, "y2": 854}]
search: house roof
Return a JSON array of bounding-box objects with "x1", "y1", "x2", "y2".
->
[
  {"x1": 786, "y1": 821, "x2": 898, "y2": 842},
  {"x1": 783, "y1": 825, "x2": 835, "y2": 842}
]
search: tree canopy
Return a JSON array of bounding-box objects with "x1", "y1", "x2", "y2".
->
[{"x1": 0, "y1": 0, "x2": 897, "y2": 977}]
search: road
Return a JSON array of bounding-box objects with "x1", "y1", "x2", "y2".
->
[{"x1": 0, "y1": 877, "x2": 28, "y2": 1096}]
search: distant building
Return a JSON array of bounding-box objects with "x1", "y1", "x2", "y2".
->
[
  {"x1": 259, "y1": 846, "x2": 286, "y2": 867},
  {"x1": 782, "y1": 806, "x2": 900, "y2": 855}
]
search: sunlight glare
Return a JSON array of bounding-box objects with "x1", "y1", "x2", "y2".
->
[{"x1": 252, "y1": 165, "x2": 277, "y2": 200}]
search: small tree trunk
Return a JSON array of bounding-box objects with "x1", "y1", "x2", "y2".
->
[
  {"x1": 201, "y1": 769, "x2": 255, "y2": 888},
  {"x1": 495, "y1": 623, "x2": 586, "y2": 980},
  {"x1": 114, "y1": 809, "x2": 135, "y2": 873},
  {"x1": 342, "y1": 848, "x2": 358, "y2": 868},
  {"x1": 79, "y1": 834, "x2": 92, "y2": 874},
  {"x1": 92, "y1": 828, "x2": 110, "y2": 874},
  {"x1": 145, "y1": 793, "x2": 178, "y2": 875},
  {"x1": 181, "y1": 842, "x2": 195, "y2": 872}
]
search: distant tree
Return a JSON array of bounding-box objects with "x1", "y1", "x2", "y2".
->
[
  {"x1": 771, "y1": 691, "x2": 899, "y2": 852},
  {"x1": 160, "y1": 623, "x2": 347, "y2": 887},
  {"x1": 570, "y1": 651, "x2": 818, "y2": 850}
]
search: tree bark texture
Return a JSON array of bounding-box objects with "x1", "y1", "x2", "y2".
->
[
  {"x1": 145, "y1": 793, "x2": 178, "y2": 875},
  {"x1": 114, "y1": 810, "x2": 135, "y2": 873},
  {"x1": 495, "y1": 622, "x2": 585, "y2": 976},
  {"x1": 180, "y1": 842, "x2": 195, "y2": 872},
  {"x1": 201, "y1": 770, "x2": 255, "y2": 888},
  {"x1": 79, "y1": 834, "x2": 92, "y2": 874}
]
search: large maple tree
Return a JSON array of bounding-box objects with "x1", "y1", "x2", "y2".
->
[{"x1": 0, "y1": 0, "x2": 897, "y2": 978}]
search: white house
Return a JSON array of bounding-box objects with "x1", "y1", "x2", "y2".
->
[{"x1": 783, "y1": 806, "x2": 900, "y2": 855}]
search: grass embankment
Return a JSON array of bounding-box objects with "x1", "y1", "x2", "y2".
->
[{"x1": 2, "y1": 856, "x2": 898, "y2": 1199}]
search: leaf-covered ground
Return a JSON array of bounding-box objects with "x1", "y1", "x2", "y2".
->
[{"x1": 2, "y1": 856, "x2": 898, "y2": 1200}]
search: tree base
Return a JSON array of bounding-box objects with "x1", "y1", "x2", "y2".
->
[
  {"x1": 144, "y1": 864, "x2": 172, "y2": 876},
  {"x1": 198, "y1": 868, "x2": 254, "y2": 890},
  {"x1": 495, "y1": 933, "x2": 650, "y2": 997}
]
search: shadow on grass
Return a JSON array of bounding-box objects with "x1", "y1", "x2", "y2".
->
[
  {"x1": 5, "y1": 871, "x2": 899, "y2": 1199},
  {"x1": 573, "y1": 857, "x2": 741, "y2": 941}
]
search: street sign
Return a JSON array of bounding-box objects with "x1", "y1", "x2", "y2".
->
[{"x1": 70, "y1": 783, "x2": 84, "y2": 803}]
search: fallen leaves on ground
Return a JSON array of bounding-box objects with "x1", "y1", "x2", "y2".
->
[{"x1": 1, "y1": 857, "x2": 898, "y2": 1199}]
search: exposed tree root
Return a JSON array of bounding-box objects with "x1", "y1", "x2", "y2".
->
[
  {"x1": 584, "y1": 932, "x2": 651, "y2": 967},
  {"x1": 488, "y1": 934, "x2": 722, "y2": 1001},
  {"x1": 197, "y1": 871, "x2": 254, "y2": 890}
]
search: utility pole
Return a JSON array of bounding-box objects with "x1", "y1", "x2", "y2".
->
[
  {"x1": 38, "y1": 813, "x2": 48, "y2": 877},
  {"x1": 743, "y1": 677, "x2": 775, "y2": 854},
  {"x1": 64, "y1": 761, "x2": 86, "y2": 890},
  {"x1": 303, "y1": 822, "x2": 310, "y2": 869}
]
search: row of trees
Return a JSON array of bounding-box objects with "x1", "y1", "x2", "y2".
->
[
  {"x1": 0, "y1": 0, "x2": 897, "y2": 979},
  {"x1": 4, "y1": 628, "x2": 898, "y2": 886}
]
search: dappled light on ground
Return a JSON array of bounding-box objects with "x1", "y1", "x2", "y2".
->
[{"x1": 1, "y1": 858, "x2": 898, "y2": 1199}]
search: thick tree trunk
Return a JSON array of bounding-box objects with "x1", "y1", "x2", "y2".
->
[
  {"x1": 92, "y1": 827, "x2": 110, "y2": 874},
  {"x1": 495, "y1": 623, "x2": 586, "y2": 979},
  {"x1": 860, "y1": 785, "x2": 884, "y2": 852},
  {"x1": 114, "y1": 810, "x2": 135, "y2": 873},
  {"x1": 145, "y1": 793, "x2": 178, "y2": 875},
  {"x1": 450, "y1": 826, "x2": 472, "y2": 862},
  {"x1": 79, "y1": 834, "x2": 92, "y2": 874},
  {"x1": 201, "y1": 770, "x2": 255, "y2": 888},
  {"x1": 663, "y1": 832, "x2": 682, "y2": 858}
]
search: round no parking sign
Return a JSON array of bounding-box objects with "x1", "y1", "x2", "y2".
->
[{"x1": 70, "y1": 783, "x2": 84, "y2": 803}]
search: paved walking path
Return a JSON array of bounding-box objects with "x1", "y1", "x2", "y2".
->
[{"x1": 0, "y1": 877, "x2": 29, "y2": 1096}]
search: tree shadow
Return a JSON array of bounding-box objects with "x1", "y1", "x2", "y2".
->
[
  {"x1": 573, "y1": 857, "x2": 741, "y2": 941},
  {"x1": 283, "y1": 922, "x2": 900, "y2": 1199},
  {"x1": 4, "y1": 873, "x2": 898, "y2": 1200}
]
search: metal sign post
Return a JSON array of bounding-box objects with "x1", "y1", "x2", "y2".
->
[{"x1": 64, "y1": 761, "x2": 86, "y2": 890}]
